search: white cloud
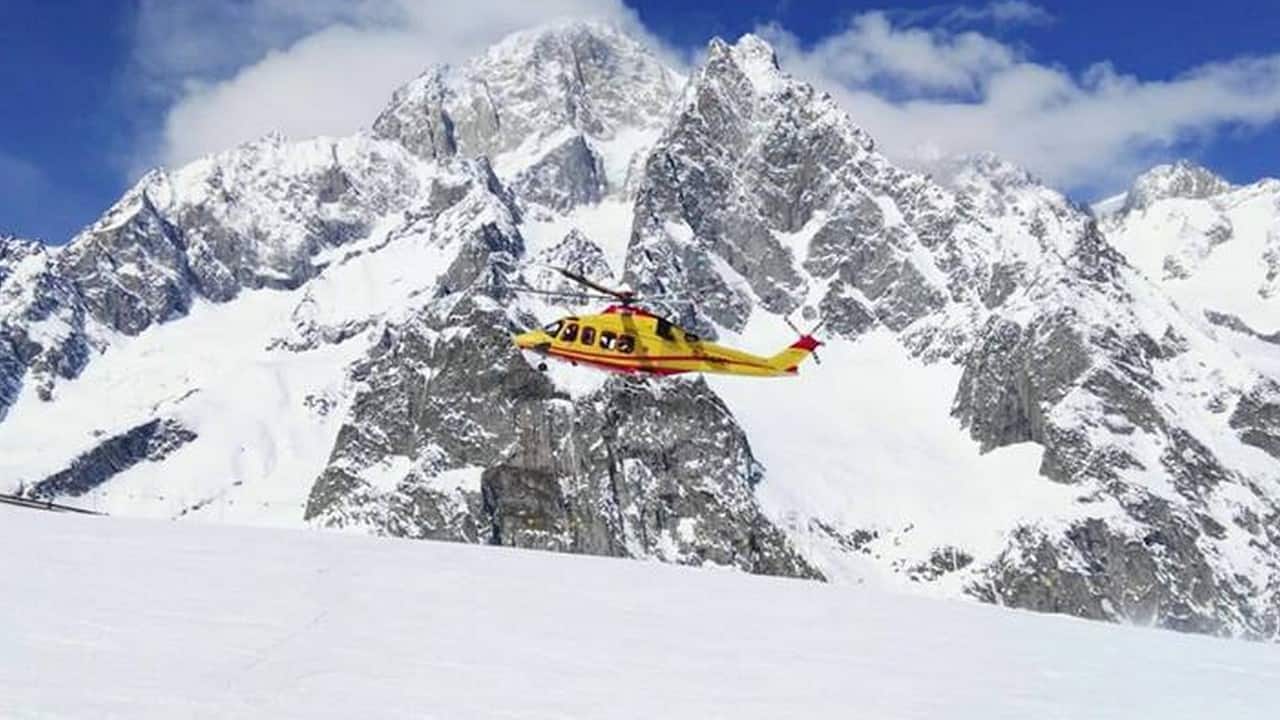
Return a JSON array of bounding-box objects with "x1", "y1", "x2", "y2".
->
[
  {"x1": 760, "y1": 13, "x2": 1015, "y2": 95},
  {"x1": 129, "y1": 1, "x2": 1280, "y2": 199},
  {"x1": 131, "y1": 0, "x2": 657, "y2": 170},
  {"x1": 760, "y1": 13, "x2": 1280, "y2": 194},
  {"x1": 937, "y1": 1, "x2": 1055, "y2": 27},
  {"x1": 130, "y1": 0, "x2": 379, "y2": 92}
]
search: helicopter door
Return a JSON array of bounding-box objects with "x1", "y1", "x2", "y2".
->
[{"x1": 655, "y1": 317, "x2": 675, "y2": 341}]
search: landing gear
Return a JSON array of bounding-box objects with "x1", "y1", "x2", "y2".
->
[{"x1": 537, "y1": 362, "x2": 548, "y2": 372}]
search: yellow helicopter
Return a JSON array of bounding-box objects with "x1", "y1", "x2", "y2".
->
[{"x1": 512, "y1": 267, "x2": 822, "y2": 377}]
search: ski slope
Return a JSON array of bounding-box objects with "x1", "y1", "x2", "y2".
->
[{"x1": 4, "y1": 508, "x2": 1279, "y2": 719}]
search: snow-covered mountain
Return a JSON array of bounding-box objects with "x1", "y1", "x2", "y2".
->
[
  {"x1": 3, "y1": 21, "x2": 1279, "y2": 639},
  {"x1": 1100, "y1": 161, "x2": 1280, "y2": 337}
]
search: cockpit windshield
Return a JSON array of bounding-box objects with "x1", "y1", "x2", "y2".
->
[{"x1": 543, "y1": 320, "x2": 563, "y2": 336}]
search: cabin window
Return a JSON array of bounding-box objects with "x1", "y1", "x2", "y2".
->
[
  {"x1": 580, "y1": 327, "x2": 596, "y2": 345},
  {"x1": 560, "y1": 323, "x2": 579, "y2": 342},
  {"x1": 655, "y1": 317, "x2": 675, "y2": 341},
  {"x1": 617, "y1": 334, "x2": 636, "y2": 354},
  {"x1": 543, "y1": 320, "x2": 562, "y2": 336},
  {"x1": 600, "y1": 331, "x2": 617, "y2": 350}
]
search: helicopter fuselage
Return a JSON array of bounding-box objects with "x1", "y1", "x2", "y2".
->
[{"x1": 512, "y1": 305, "x2": 818, "y2": 378}]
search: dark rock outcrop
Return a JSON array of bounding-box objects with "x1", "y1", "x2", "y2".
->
[
  {"x1": 29, "y1": 419, "x2": 197, "y2": 499},
  {"x1": 305, "y1": 296, "x2": 818, "y2": 579}
]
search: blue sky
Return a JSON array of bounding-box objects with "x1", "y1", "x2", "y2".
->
[{"x1": 3, "y1": 0, "x2": 1280, "y2": 243}]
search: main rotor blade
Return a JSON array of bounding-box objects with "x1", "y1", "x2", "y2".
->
[
  {"x1": 507, "y1": 285, "x2": 618, "y2": 302},
  {"x1": 626, "y1": 293, "x2": 698, "y2": 304},
  {"x1": 629, "y1": 277, "x2": 757, "y2": 306},
  {"x1": 554, "y1": 267, "x2": 634, "y2": 301}
]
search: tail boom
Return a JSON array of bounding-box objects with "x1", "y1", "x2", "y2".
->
[{"x1": 767, "y1": 335, "x2": 822, "y2": 374}]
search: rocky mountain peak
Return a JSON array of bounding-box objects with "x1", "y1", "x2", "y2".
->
[
  {"x1": 373, "y1": 20, "x2": 680, "y2": 163},
  {"x1": 1104, "y1": 160, "x2": 1280, "y2": 335},
  {"x1": 936, "y1": 152, "x2": 1039, "y2": 192},
  {"x1": 487, "y1": 18, "x2": 644, "y2": 60},
  {"x1": 935, "y1": 151, "x2": 1086, "y2": 260},
  {"x1": 1122, "y1": 160, "x2": 1234, "y2": 213},
  {"x1": 725, "y1": 33, "x2": 782, "y2": 85},
  {"x1": 700, "y1": 33, "x2": 791, "y2": 100},
  {"x1": 0, "y1": 234, "x2": 42, "y2": 266},
  {"x1": 0, "y1": 236, "x2": 49, "y2": 307}
]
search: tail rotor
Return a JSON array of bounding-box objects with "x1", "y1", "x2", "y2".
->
[{"x1": 783, "y1": 314, "x2": 826, "y2": 365}]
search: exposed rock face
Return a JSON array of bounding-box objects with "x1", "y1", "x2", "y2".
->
[
  {"x1": 0, "y1": 236, "x2": 90, "y2": 417},
  {"x1": 1231, "y1": 382, "x2": 1280, "y2": 461},
  {"x1": 952, "y1": 313, "x2": 1090, "y2": 456},
  {"x1": 305, "y1": 294, "x2": 817, "y2": 578},
  {"x1": 28, "y1": 418, "x2": 196, "y2": 499},
  {"x1": 1264, "y1": 225, "x2": 1280, "y2": 300},
  {"x1": 58, "y1": 186, "x2": 192, "y2": 335},
  {"x1": 373, "y1": 21, "x2": 679, "y2": 163},
  {"x1": 1204, "y1": 310, "x2": 1280, "y2": 345},
  {"x1": 511, "y1": 134, "x2": 607, "y2": 211},
  {"x1": 61, "y1": 135, "x2": 422, "y2": 337},
  {"x1": 0, "y1": 136, "x2": 424, "y2": 417},
  {"x1": 265, "y1": 155, "x2": 520, "y2": 353},
  {"x1": 626, "y1": 37, "x2": 825, "y2": 333},
  {"x1": 976, "y1": 513, "x2": 1250, "y2": 637},
  {"x1": 372, "y1": 18, "x2": 678, "y2": 215}
]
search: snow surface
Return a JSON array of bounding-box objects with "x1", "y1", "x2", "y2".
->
[
  {"x1": 0, "y1": 287, "x2": 354, "y2": 524},
  {"x1": 4, "y1": 507, "x2": 1279, "y2": 719},
  {"x1": 520, "y1": 197, "x2": 636, "y2": 275}
]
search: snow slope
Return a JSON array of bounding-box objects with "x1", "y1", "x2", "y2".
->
[
  {"x1": 708, "y1": 327, "x2": 1083, "y2": 591},
  {"x1": 4, "y1": 507, "x2": 1279, "y2": 720},
  {"x1": 1102, "y1": 163, "x2": 1280, "y2": 335}
]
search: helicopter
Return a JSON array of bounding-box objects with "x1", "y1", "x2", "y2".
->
[{"x1": 511, "y1": 267, "x2": 822, "y2": 377}]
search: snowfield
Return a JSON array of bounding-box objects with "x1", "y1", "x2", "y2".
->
[
  {"x1": 708, "y1": 328, "x2": 1084, "y2": 590},
  {"x1": 4, "y1": 507, "x2": 1280, "y2": 719}
]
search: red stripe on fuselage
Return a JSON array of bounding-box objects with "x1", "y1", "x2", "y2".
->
[
  {"x1": 545, "y1": 344, "x2": 774, "y2": 371},
  {"x1": 545, "y1": 347, "x2": 687, "y2": 375}
]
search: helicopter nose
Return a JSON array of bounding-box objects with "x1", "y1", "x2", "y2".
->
[{"x1": 513, "y1": 330, "x2": 549, "y2": 351}]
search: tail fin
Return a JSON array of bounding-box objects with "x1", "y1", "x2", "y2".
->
[{"x1": 766, "y1": 335, "x2": 822, "y2": 374}]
